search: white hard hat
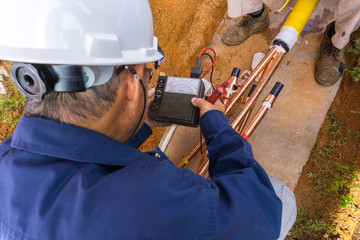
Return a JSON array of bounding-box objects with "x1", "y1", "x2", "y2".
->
[{"x1": 0, "y1": 0, "x2": 163, "y2": 65}]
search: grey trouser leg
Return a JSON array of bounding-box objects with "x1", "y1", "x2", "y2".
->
[
  {"x1": 270, "y1": 177, "x2": 297, "y2": 240},
  {"x1": 227, "y1": 0, "x2": 264, "y2": 18},
  {"x1": 332, "y1": 0, "x2": 360, "y2": 49}
]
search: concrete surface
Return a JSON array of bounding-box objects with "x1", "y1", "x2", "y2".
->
[{"x1": 162, "y1": 0, "x2": 341, "y2": 190}]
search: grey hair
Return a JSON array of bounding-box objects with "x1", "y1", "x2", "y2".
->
[{"x1": 24, "y1": 69, "x2": 121, "y2": 123}]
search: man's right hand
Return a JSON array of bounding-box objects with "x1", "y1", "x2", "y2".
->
[{"x1": 191, "y1": 98, "x2": 225, "y2": 118}]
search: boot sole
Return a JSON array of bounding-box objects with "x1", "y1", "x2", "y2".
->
[{"x1": 314, "y1": 72, "x2": 342, "y2": 86}]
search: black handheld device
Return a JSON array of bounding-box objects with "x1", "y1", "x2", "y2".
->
[{"x1": 149, "y1": 76, "x2": 205, "y2": 127}]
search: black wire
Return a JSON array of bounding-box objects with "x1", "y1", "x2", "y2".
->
[
  {"x1": 116, "y1": 66, "x2": 147, "y2": 143},
  {"x1": 133, "y1": 79, "x2": 147, "y2": 141},
  {"x1": 201, "y1": 53, "x2": 215, "y2": 91},
  {"x1": 201, "y1": 53, "x2": 224, "y2": 105}
]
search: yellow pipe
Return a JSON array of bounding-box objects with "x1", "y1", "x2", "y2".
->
[{"x1": 282, "y1": 0, "x2": 320, "y2": 36}]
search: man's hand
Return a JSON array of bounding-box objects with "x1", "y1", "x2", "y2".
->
[
  {"x1": 191, "y1": 97, "x2": 225, "y2": 118},
  {"x1": 145, "y1": 88, "x2": 171, "y2": 128}
]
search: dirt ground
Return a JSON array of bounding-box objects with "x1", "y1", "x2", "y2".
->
[{"x1": 0, "y1": 1, "x2": 359, "y2": 239}]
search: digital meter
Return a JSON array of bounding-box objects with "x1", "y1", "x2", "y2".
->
[{"x1": 149, "y1": 76, "x2": 205, "y2": 127}]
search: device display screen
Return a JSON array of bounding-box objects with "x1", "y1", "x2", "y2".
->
[{"x1": 165, "y1": 77, "x2": 200, "y2": 95}]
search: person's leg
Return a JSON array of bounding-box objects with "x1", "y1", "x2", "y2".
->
[
  {"x1": 315, "y1": 0, "x2": 360, "y2": 86},
  {"x1": 227, "y1": 0, "x2": 264, "y2": 18},
  {"x1": 223, "y1": 0, "x2": 268, "y2": 46},
  {"x1": 269, "y1": 177, "x2": 297, "y2": 240},
  {"x1": 332, "y1": 0, "x2": 360, "y2": 49}
]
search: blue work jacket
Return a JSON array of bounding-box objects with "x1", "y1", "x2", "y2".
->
[{"x1": 0, "y1": 110, "x2": 281, "y2": 239}]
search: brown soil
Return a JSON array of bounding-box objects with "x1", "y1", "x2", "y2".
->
[{"x1": 0, "y1": 1, "x2": 360, "y2": 239}]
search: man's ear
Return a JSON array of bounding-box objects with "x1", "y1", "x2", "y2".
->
[{"x1": 122, "y1": 71, "x2": 141, "y2": 101}]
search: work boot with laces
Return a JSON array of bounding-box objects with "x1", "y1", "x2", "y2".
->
[
  {"x1": 222, "y1": 4, "x2": 269, "y2": 46},
  {"x1": 315, "y1": 22, "x2": 345, "y2": 86}
]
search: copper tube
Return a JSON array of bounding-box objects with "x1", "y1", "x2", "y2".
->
[
  {"x1": 231, "y1": 61, "x2": 273, "y2": 128},
  {"x1": 198, "y1": 157, "x2": 209, "y2": 177},
  {"x1": 196, "y1": 149, "x2": 208, "y2": 173},
  {"x1": 237, "y1": 109, "x2": 252, "y2": 133},
  {"x1": 242, "y1": 95, "x2": 277, "y2": 138},
  {"x1": 177, "y1": 137, "x2": 206, "y2": 168},
  {"x1": 236, "y1": 87, "x2": 256, "y2": 133},
  {"x1": 224, "y1": 76, "x2": 239, "y2": 104},
  {"x1": 231, "y1": 50, "x2": 285, "y2": 129},
  {"x1": 225, "y1": 47, "x2": 278, "y2": 115}
]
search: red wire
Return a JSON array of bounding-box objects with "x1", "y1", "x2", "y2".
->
[
  {"x1": 198, "y1": 47, "x2": 216, "y2": 79},
  {"x1": 218, "y1": 96, "x2": 232, "y2": 106}
]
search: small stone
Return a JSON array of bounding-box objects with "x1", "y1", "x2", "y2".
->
[
  {"x1": 0, "y1": 82, "x2": 7, "y2": 95},
  {"x1": 0, "y1": 67, "x2": 9, "y2": 77}
]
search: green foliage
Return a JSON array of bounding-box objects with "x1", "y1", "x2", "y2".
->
[
  {"x1": 194, "y1": 46, "x2": 201, "y2": 54},
  {"x1": 327, "y1": 110, "x2": 345, "y2": 136},
  {"x1": 345, "y1": 38, "x2": 360, "y2": 83},
  {"x1": 315, "y1": 177, "x2": 330, "y2": 197},
  {"x1": 307, "y1": 171, "x2": 315, "y2": 179},
  {"x1": 355, "y1": 131, "x2": 360, "y2": 141},
  {"x1": 346, "y1": 38, "x2": 360, "y2": 55},
  {"x1": 301, "y1": 218, "x2": 334, "y2": 233},
  {"x1": 0, "y1": 82, "x2": 25, "y2": 127},
  {"x1": 328, "y1": 162, "x2": 357, "y2": 196},
  {"x1": 296, "y1": 208, "x2": 335, "y2": 234},
  {"x1": 345, "y1": 66, "x2": 360, "y2": 83},
  {"x1": 340, "y1": 194, "x2": 356, "y2": 208}
]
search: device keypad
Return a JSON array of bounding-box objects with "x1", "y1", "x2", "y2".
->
[{"x1": 152, "y1": 78, "x2": 166, "y2": 113}]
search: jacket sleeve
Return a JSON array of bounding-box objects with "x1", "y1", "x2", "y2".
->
[
  {"x1": 126, "y1": 123, "x2": 153, "y2": 148},
  {"x1": 200, "y1": 110, "x2": 282, "y2": 239}
]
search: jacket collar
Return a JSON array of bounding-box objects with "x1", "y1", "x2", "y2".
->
[{"x1": 11, "y1": 115, "x2": 155, "y2": 166}]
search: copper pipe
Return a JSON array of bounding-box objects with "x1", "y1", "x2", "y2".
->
[
  {"x1": 198, "y1": 157, "x2": 209, "y2": 177},
  {"x1": 242, "y1": 95, "x2": 276, "y2": 138},
  {"x1": 225, "y1": 47, "x2": 278, "y2": 115},
  {"x1": 177, "y1": 137, "x2": 206, "y2": 168},
  {"x1": 224, "y1": 76, "x2": 239, "y2": 104},
  {"x1": 236, "y1": 83, "x2": 257, "y2": 132},
  {"x1": 231, "y1": 50, "x2": 285, "y2": 129},
  {"x1": 231, "y1": 61, "x2": 273, "y2": 128},
  {"x1": 196, "y1": 149, "x2": 208, "y2": 173},
  {"x1": 237, "y1": 109, "x2": 252, "y2": 133}
]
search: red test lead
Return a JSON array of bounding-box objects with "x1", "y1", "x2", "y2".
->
[{"x1": 206, "y1": 67, "x2": 240, "y2": 104}]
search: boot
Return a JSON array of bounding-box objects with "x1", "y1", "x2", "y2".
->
[
  {"x1": 315, "y1": 22, "x2": 345, "y2": 86},
  {"x1": 222, "y1": 4, "x2": 269, "y2": 46}
]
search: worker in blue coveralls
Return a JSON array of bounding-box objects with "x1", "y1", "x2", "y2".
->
[{"x1": 0, "y1": 0, "x2": 296, "y2": 239}]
